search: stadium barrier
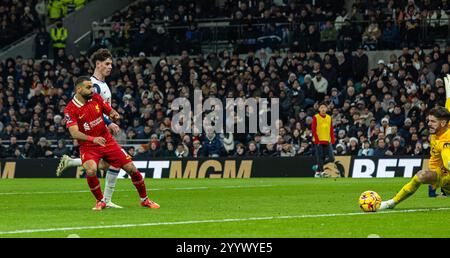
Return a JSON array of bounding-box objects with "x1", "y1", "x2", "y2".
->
[{"x1": 0, "y1": 156, "x2": 429, "y2": 179}]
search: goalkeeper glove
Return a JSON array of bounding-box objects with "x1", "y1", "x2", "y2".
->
[{"x1": 444, "y1": 74, "x2": 450, "y2": 99}]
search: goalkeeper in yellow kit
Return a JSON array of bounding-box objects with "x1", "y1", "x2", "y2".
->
[{"x1": 379, "y1": 76, "x2": 450, "y2": 210}]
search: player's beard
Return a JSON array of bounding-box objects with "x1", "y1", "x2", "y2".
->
[{"x1": 81, "y1": 92, "x2": 93, "y2": 100}]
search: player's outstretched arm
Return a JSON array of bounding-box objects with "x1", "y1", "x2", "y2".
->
[
  {"x1": 68, "y1": 125, "x2": 106, "y2": 146},
  {"x1": 444, "y1": 74, "x2": 450, "y2": 111}
]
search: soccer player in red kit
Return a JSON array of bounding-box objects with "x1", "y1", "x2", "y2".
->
[{"x1": 64, "y1": 76, "x2": 160, "y2": 210}]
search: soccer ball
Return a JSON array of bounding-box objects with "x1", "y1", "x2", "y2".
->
[{"x1": 359, "y1": 191, "x2": 382, "y2": 212}]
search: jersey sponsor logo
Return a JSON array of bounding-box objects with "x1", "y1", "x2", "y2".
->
[{"x1": 89, "y1": 117, "x2": 103, "y2": 128}]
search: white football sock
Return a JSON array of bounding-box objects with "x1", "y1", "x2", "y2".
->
[
  {"x1": 103, "y1": 168, "x2": 120, "y2": 203},
  {"x1": 67, "y1": 158, "x2": 82, "y2": 168}
]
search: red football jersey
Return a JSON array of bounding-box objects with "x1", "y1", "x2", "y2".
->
[{"x1": 64, "y1": 93, "x2": 113, "y2": 149}]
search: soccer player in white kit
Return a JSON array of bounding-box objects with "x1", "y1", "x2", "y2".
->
[{"x1": 57, "y1": 49, "x2": 123, "y2": 209}]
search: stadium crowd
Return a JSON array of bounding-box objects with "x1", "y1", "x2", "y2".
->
[
  {"x1": 0, "y1": 0, "x2": 87, "y2": 49},
  {"x1": 94, "y1": 0, "x2": 450, "y2": 56},
  {"x1": 1, "y1": 41, "x2": 450, "y2": 159},
  {"x1": 1, "y1": 0, "x2": 450, "y2": 159}
]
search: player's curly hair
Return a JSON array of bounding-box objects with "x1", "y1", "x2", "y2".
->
[
  {"x1": 429, "y1": 106, "x2": 450, "y2": 123},
  {"x1": 91, "y1": 48, "x2": 112, "y2": 65}
]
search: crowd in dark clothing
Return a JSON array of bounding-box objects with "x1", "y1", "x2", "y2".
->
[
  {"x1": 0, "y1": 0, "x2": 41, "y2": 48},
  {"x1": 2, "y1": 39, "x2": 450, "y2": 159},
  {"x1": 96, "y1": 0, "x2": 449, "y2": 56},
  {"x1": 1, "y1": 0, "x2": 450, "y2": 159}
]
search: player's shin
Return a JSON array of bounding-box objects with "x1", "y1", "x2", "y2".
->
[
  {"x1": 392, "y1": 175, "x2": 422, "y2": 204},
  {"x1": 87, "y1": 174, "x2": 104, "y2": 201},
  {"x1": 130, "y1": 170, "x2": 148, "y2": 201},
  {"x1": 103, "y1": 167, "x2": 120, "y2": 203}
]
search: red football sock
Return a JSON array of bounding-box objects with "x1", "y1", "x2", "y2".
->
[
  {"x1": 131, "y1": 171, "x2": 148, "y2": 200},
  {"x1": 86, "y1": 175, "x2": 103, "y2": 201}
]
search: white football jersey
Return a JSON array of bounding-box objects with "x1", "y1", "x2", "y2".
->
[{"x1": 90, "y1": 76, "x2": 112, "y2": 105}]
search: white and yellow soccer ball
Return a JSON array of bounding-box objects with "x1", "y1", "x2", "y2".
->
[{"x1": 359, "y1": 191, "x2": 382, "y2": 212}]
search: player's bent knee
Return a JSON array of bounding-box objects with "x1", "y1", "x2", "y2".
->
[
  {"x1": 122, "y1": 162, "x2": 137, "y2": 175},
  {"x1": 416, "y1": 170, "x2": 437, "y2": 184},
  {"x1": 85, "y1": 169, "x2": 97, "y2": 177}
]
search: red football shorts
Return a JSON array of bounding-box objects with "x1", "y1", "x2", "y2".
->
[{"x1": 80, "y1": 141, "x2": 132, "y2": 168}]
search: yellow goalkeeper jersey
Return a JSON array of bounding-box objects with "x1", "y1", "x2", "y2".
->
[
  {"x1": 429, "y1": 98, "x2": 450, "y2": 172},
  {"x1": 429, "y1": 130, "x2": 450, "y2": 172}
]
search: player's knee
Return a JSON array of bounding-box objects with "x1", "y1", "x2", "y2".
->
[
  {"x1": 123, "y1": 164, "x2": 137, "y2": 175},
  {"x1": 416, "y1": 170, "x2": 436, "y2": 183},
  {"x1": 85, "y1": 169, "x2": 97, "y2": 177}
]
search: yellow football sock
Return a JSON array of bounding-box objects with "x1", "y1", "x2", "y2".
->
[{"x1": 393, "y1": 175, "x2": 422, "y2": 204}]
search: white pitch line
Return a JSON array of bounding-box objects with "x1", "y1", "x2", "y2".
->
[
  {"x1": 1, "y1": 207, "x2": 449, "y2": 235},
  {"x1": 0, "y1": 185, "x2": 275, "y2": 196}
]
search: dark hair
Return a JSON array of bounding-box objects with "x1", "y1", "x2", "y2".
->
[
  {"x1": 319, "y1": 101, "x2": 328, "y2": 107},
  {"x1": 75, "y1": 76, "x2": 91, "y2": 87},
  {"x1": 429, "y1": 106, "x2": 450, "y2": 123},
  {"x1": 91, "y1": 48, "x2": 112, "y2": 65}
]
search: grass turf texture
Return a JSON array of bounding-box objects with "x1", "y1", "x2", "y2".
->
[{"x1": 0, "y1": 178, "x2": 449, "y2": 238}]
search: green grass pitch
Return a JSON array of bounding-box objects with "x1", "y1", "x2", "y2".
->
[{"x1": 0, "y1": 178, "x2": 449, "y2": 238}]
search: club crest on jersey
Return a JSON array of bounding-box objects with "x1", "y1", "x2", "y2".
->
[{"x1": 95, "y1": 104, "x2": 100, "y2": 113}]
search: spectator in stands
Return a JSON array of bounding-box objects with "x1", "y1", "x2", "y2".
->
[
  {"x1": 234, "y1": 143, "x2": 246, "y2": 157},
  {"x1": 320, "y1": 20, "x2": 338, "y2": 51},
  {"x1": 381, "y1": 19, "x2": 400, "y2": 50},
  {"x1": 280, "y1": 143, "x2": 296, "y2": 157},
  {"x1": 160, "y1": 142, "x2": 176, "y2": 157},
  {"x1": 147, "y1": 140, "x2": 161, "y2": 158},
  {"x1": 89, "y1": 29, "x2": 111, "y2": 56},
  {"x1": 191, "y1": 139, "x2": 203, "y2": 157},
  {"x1": 352, "y1": 46, "x2": 369, "y2": 81},
  {"x1": 21, "y1": 5, "x2": 39, "y2": 34},
  {"x1": 35, "y1": 26, "x2": 51, "y2": 58},
  {"x1": 404, "y1": 0, "x2": 421, "y2": 47},
  {"x1": 373, "y1": 138, "x2": 387, "y2": 157},
  {"x1": 53, "y1": 139, "x2": 69, "y2": 157},
  {"x1": 358, "y1": 140, "x2": 374, "y2": 156},
  {"x1": 202, "y1": 129, "x2": 224, "y2": 158},
  {"x1": 312, "y1": 71, "x2": 328, "y2": 101},
  {"x1": 306, "y1": 25, "x2": 320, "y2": 52},
  {"x1": 127, "y1": 146, "x2": 135, "y2": 157},
  {"x1": 337, "y1": 19, "x2": 358, "y2": 51},
  {"x1": 175, "y1": 143, "x2": 189, "y2": 158},
  {"x1": 362, "y1": 18, "x2": 382, "y2": 50},
  {"x1": 36, "y1": 137, "x2": 53, "y2": 158},
  {"x1": 246, "y1": 141, "x2": 260, "y2": 157},
  {"x1": 130, "y1": 24, "x2": 149, "y2": 56}
]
